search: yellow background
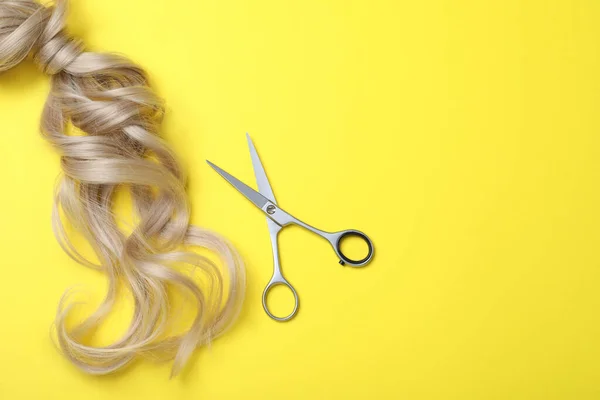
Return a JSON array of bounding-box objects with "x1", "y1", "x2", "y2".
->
[{"x1": 1, "y1": 0, "x2": 600, "y2": 398}]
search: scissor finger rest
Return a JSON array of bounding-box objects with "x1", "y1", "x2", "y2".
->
[
  {"x1": 331, "y1": 230, "x2": 374, "y2": 267},
  {"x1": 262, "y1": 278, "x2": 299, "y2": 322}
]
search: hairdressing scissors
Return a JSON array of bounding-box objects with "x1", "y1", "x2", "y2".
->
[{"x1": 207, "y1": 134, "x2": 374, "y2": 321}]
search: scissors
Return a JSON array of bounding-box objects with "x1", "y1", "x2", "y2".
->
[{"x1": 207, "y1": 134, "x2": 374, "y2": 321}]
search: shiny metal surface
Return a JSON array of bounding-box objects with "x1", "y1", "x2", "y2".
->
[
  {"x1": 247, "y1": 133, "x2": 299, "y2": 321},
  {"x1": 207, "y1": 135, "x2": 375, "y2": 322},
  {"x1": 206, "y1": 160, "x2": 270, "y2": 210},
  {"x1": 246, "y1": 133, "x2": 277, "y2": 205}
]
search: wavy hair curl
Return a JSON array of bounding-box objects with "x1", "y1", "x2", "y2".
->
[{"x1": 0, "y1": 0, "x2": 245, "y2": 376}]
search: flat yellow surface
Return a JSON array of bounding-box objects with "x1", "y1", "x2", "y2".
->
[{"x1": 1, "y1": 0, "x2": 600, "y2": 398}]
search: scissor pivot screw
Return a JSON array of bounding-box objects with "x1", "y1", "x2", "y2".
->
[{"x1": 266, "y1": 205, "x2": 276, "y2": 214}]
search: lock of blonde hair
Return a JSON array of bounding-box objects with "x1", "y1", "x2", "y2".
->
[{"x1": 0, "y1": 0, "x2": 245, "y2": 376}]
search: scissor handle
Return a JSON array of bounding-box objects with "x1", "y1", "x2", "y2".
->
[
  {"x1": 329, "y1": 229, "x2": 374, "y2": 267},
  {"x1": 262, "y1": 276, "x2": 299, "y2": 322},
  {"x1": 261, "y1": 202, "x2": 374, "y2": 267}
]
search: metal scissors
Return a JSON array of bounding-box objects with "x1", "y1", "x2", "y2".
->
[{"x1": 207, "y1": 134, "x2": 374, "y2": 321}]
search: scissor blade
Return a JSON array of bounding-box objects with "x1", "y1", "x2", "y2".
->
[
  {"x1": 207, "y1": 160, "x2": 271, "y2": 210},
  {"x1": 246, "y1": 133, "x2": 277, "y2": 205}
]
